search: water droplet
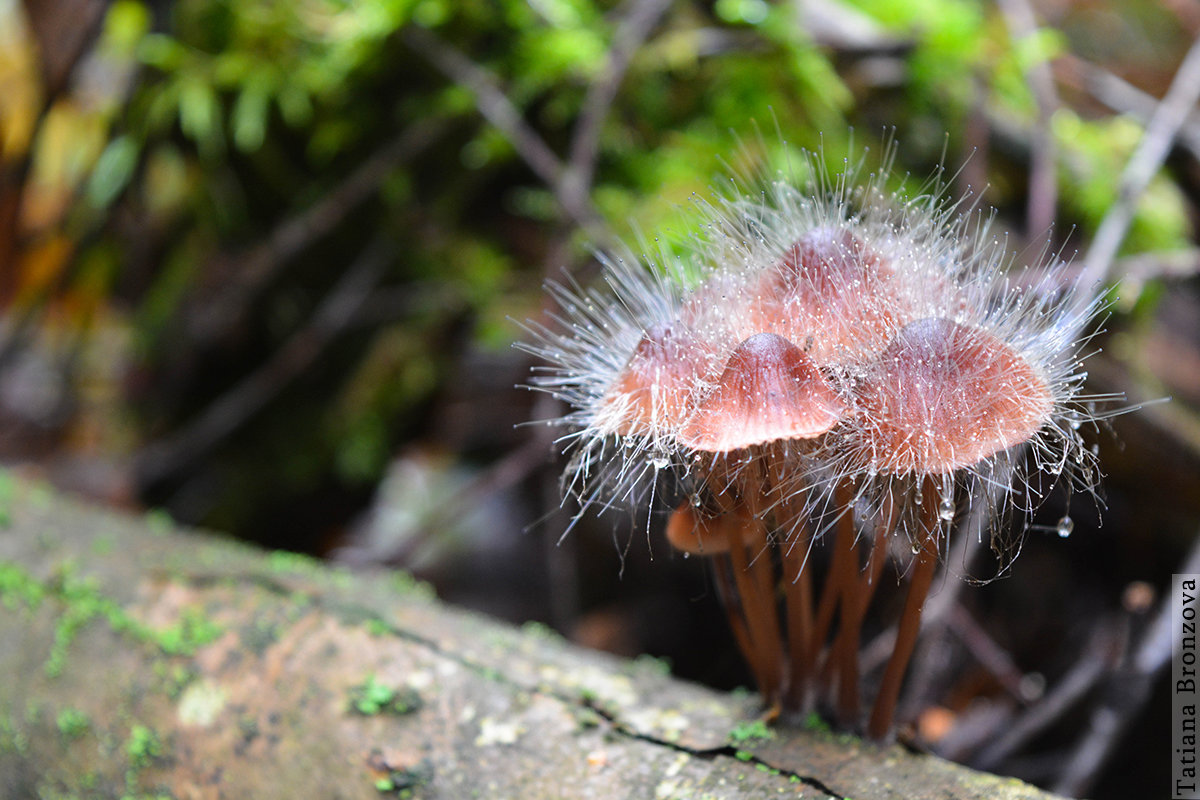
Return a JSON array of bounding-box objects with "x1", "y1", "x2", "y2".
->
[
  {"x1": 682, "y1": 551, "x2": 690, "y2": 559},
  {"x1": 914, "y1": 488, "x2": 924, "y2": 505},
  {"x1": 1056, "y1": 516, "x2": 1074, "y2": 538},
  {"x1": 651, "y1": 456, "x2": 669, "y2": 470},
  {"x1": 938, "y1": 497, "x2": 955, "y2": 522},
  {"x1": 910, "y1": 541, "x2": 922, "y2": 555}
]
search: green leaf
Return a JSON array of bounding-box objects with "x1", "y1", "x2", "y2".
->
[
  {"x1": 102, "y1": 0, "x2": 151, "y2": 57},
  {"x1": 178, "y1": 75, "x2": 222, "y2": 153},
  {"x1": 87, "y1": 135, "x2": 139, "y2": 209},
  {"x1": 136, "y1": 33, "x2": 186, "y2": 71},
  {"x1": 232, "y1": 76, "x2": 273, "y2": 152}
]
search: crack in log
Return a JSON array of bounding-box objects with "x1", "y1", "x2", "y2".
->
[
  {"x1": 210, "y1": 571, "x2": 848, "y2": 799},
  {"x1": 579, "y1": 698, "x2": 844, "y2": 800},
  {"x1": 176, "y1": 568, "x2": 846, "y2": 797}
]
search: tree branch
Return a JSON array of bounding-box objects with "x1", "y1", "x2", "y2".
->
[
  {"x1": 996, "y1": 0, "x2": 1061, "y2": 241},
  {"x1": 564, "y1": 0, "x2": 673, "y2": 211},
  {"x1": 401, "y1": 27, "x2": 611, "y2": 244},
  {"x1": 186, "y1": 118, "x2": 447, "y2": 347},
  {"x1": 136, "y1": 238, "x2": 391, "y2": 489},
  {"x1": 1078, "y1": 35, "x2": 1200, "y2": 291}
]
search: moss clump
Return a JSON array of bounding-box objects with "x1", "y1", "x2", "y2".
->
[
  {"x1": 519, "y1": 620, "x2": 562, "y2": 641},
  {"x1": 728, "y1": 719, "x2": 775, "y2": 745},
  {"x1": 389, "y1": 571, "x2": 435, "y2": 601},
  {"x1": 0, "y1": 562, "x2": 223, "y2": 677},
  {"x1": 267, "y1": 550, "x2": 324, "y2": 576},
  {"x1": 56, "y1": 707, "x2": 91, "y2": 740},
  {"x1": 0, "y1": 560, "x2": 48, "y2": 610},
  {"x1": 154, "y1": 607, "x2": 223, "y2": 656},
  {"x1": 629, "y1": 653, "x2": 672, "y2": 678},
  {"x1": 143, "y1": 508, "x2": 174, "y2": 536},
  {"x1": 126, "y1": 724, "x2": 164, "y2": 769},
  {"x1": 348, "y1": 675, "x2": 423, "y2": 717},
  {"x1": 801, "y1": 711, "x2": 831, "y2": 733}
]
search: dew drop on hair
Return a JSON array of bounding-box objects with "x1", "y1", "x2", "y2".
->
[{"x1": 938, "y1": 496, "x2": 955, "y2": 522}]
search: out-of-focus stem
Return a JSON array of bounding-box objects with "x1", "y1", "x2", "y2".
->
[
  {"x1": 781, "y1": 515, "x2": 814, "y2": 712},
  {"x1": 833, "y1": 491, "x2": 896, "y2": 725},
  {"x1": 726, "y1": 504, "x2": 784, "y2": 704},
  {"x1": 713, "y1": 555, "x2": 768, "y2": 693},
  {"x1": 811, "y1": 492, "x2": 856, "y2": 684},
  {"x1": 868, "y1": 478, "x2": 942, "y2": 739}
]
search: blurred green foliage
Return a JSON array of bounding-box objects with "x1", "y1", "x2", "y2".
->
[{"x1": 0, "y1": 0, "x2": 1193, "y2": 543}]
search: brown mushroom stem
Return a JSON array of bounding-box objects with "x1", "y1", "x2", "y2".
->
[
  {"x1": 867, "y1": 478, "x2": 943, "y2": 739},
  {"x1": 713, "y1": 555, "x2": 769, "y2": 693},
  {"x1": 832, "y1": 513, "x2": 892, "y2": 725},
  {"x1": 811, "y1": 483, "x2": 858, "y2": 693},
  {"x1": 781, "y1": 517, "x2": 815, "y2": 712},
  {"x1": 725, "y1": 505, "x2": 784, "y2": 704},
  {"x1": 745, "y1": 494, "x2": 786, "y2": 706}
]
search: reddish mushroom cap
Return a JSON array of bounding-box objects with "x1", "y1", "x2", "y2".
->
[
  {"x1": 856, "y1": 317, "x2": 1054, "y2": 474},
  {"x1": 595, "y1": 323, "x2": 709, "y2": 435},
  {"x1": 748, "y1": 227, "x2": 900, "y2": 364},
  {"x1": 777, "y1": 227, "x2": 884, "y2": 295},
  {"x1": 665, "y1": 502, "x2": 765, "y2": 555},
  {"x1": 679, "y1": 333, "x2": 845, "y2": 452}
]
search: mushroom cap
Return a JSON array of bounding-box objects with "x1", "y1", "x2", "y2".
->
[
  {"x1": 594, "y1": 323, "x2": 710, "y2": 435},
  {"x1": 665, "y1": 502, "x2": 766, "y2": 555},
  {"x1": 856, "y1": 317, "x2": 1054, "y2": 475},
  {"x1": 748, "y1": 227, "x2": 900, "y2": 364},
  {"x1": 679, "y1": 332, "x2": 845, "y2": 452}
]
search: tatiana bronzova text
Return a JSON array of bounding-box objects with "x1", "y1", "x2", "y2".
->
[
  {"x1": 521, "y1": 147, "x2": 1117, "y2": 738},
  {"x1": 1176, "y1": 574, "x2": 1200, "y2": 799}
]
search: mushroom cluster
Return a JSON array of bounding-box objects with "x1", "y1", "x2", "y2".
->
[{"x1": 524, "y1": 159, "x2": 1106, "y2": 737}]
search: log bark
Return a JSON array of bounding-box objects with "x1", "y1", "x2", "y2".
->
[{"x1": 0, "y1": 472, "x2": 1067, "y2": 800}]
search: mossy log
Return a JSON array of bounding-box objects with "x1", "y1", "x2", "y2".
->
[{"x1": 0, "y1": 473, "x2": 1066, "y2": 800}]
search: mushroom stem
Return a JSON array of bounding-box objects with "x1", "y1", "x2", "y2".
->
[
  {"x1": 781, "y1": 515, "x2": 815, "y2": 713},
  {"x1": 811, "y1": 482, "x2": 857, "y2": 697},
  {"x1": 832, "y1": 507, "x2": 892, "y2": 726},
  {"x1": 867, "y1": 477, "x2": 942, "y2": 739},
  {"x1": 713, "y1": 555, "x2": 769, "y2": 693},
  {"x1": 725, "y1": 505, "x2": 784, "y2": 704}
]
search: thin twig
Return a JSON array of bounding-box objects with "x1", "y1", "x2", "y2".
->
[
  {"x1": 1112, "y1": 248, "x2": 1200, "y2": 284},
  {"x1": 1057, "y1": 54, "x2": 1200, "y2": 162},
  {"x1": 135, "y1": 238, "x2": 392, "y2": 489},
  {"x1": 187, "y1": 118, "x2": 447, "y2": 346},
  {"x1": 947, "y1": 603, "x2": 1029, "y2": 703},
  {"x1": 402, "y1": 27, "x2": 609, "y2": 243},
  {"x1": 973, "y1": 624, "x2": 1121, "y2": 772},
  {"x1": 1078, "y1": 34, "x2": 1200, "y2": 292},
  {"x1": 565, "y1": 0, "x2": 673, "y2": 212},
  {"x1": 344, "y1": 435, "x2": 551, "y2": 568},
  {"x1": 1052, "y1": 535, "x2": 1200, "y2": 797},
  {"x1": 995, "y1": 0, "x2": 1061, "y2": 240}
]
